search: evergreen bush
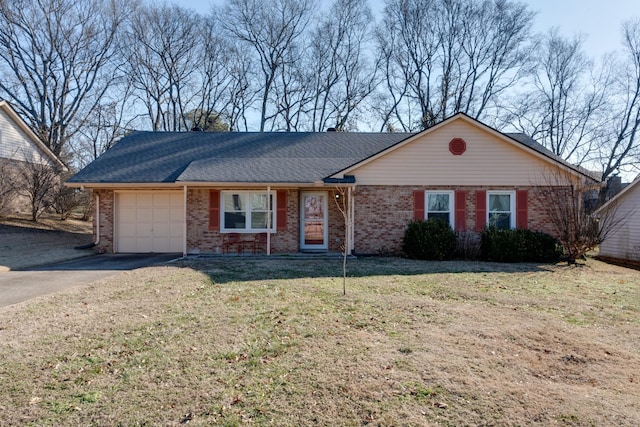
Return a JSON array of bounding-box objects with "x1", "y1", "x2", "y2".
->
[{"x1": 403, "y1": 219, "x2": 457, "y2": 260}]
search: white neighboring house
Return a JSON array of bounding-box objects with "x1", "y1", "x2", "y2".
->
[
  {"x1": 597, "y1": 176, "x2": 640, "y2": 265},
  {"x1": 0, "y1": 100, "x2": 66, "y2": 214}
]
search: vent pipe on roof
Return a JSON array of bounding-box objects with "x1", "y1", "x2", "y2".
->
[{"x1": 326, "y1": 127, "x2": 337, "y2": 132}]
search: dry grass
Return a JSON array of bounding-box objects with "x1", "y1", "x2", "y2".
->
[
  {"x1": 0, "y1": 257, "x2": 639, "y2": 426},
  {"x1": 0, "y1": 213, "x2": 93, "y2": 270}
]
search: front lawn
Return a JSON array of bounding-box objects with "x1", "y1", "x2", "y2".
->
[{"x1": 0, "y1": 257, "x2": 638, "y2": 426}]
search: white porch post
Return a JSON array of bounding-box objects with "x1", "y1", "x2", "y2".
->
[
  {"x1": 348, "y1": 186, "x2": 355, "y2": 254},
  {"x1": 267, "y1": 186, "x2": 271, "y2": 255},
  {"x1": 183, "y1": 185, "x2": 188, "y2": 257}
]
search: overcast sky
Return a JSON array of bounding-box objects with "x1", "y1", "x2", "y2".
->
[{"x1": 174, "y1": 0, "x2": 638, "y2": 58}]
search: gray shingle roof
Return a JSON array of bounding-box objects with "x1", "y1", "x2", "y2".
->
[
  {"x1": 68, "y1": 131, "x2": 413, "y2": 184},
  {"x1": 69, "y1": 115, "x2": 595, "y2": 185}
]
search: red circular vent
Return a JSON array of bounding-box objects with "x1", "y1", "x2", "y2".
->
[{"x1": 449, "y1": 138, "x2": 466, "y2": 155}]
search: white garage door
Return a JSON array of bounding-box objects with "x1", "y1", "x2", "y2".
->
[{"x1": 116, "y1": 192, "x2": 183, "y2": 253}]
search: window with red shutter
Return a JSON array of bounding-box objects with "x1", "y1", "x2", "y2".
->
[
  {"x1": 277, "y1": 190, "x2": 287, "y2": 231},
  {"x1": 516, "y1": 190, "x2": 528, "y2": 229},
  {"x1": 475, "y1": 190, "x2": 487, "y2": 231},
  {"x1": 454, "y1": 190, "x2": 466, "y2": 231},
  {"x1": 413, "y1": 190, "x2": 425, "y2": 220},
  {"x1": 208, "y1": 190, "x2": 220, "y2": 230}
]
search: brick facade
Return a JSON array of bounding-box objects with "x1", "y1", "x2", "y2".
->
[
  {"x1": 92, "y1": 185, "x2": 570, "y2": 255},
  {"x1": 93, "y1": 189, "x2": 114, "y2": 253},
  {"x1": 352, "y1": 185, "x2": 570, "y2": 255},
  {"x1": 184, "y1": 188, "x2": 347, "y2": 254}
]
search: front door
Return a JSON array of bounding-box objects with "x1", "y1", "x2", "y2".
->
[{"x1": 300, "y1": 192, "x2": 328, "y2": 251}]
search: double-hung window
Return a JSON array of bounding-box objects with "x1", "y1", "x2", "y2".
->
[
  {"x1": 425, "y1": 191, "x2": 454, "y2": 227},
  {"x1": 487, "y1": 191, "x2": 515, "y2": 229},
  {"x1": 221, "y1": 191, "x2": 274, "y2": 232}
]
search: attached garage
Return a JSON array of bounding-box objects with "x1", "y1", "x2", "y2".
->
[{"x1": 115, "y1": 191, "x2": 183, "y2": 253}]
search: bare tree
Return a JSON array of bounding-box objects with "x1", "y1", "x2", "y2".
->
[
  {"x1": 124, "y1": 3, "x2": 202, "y2": 131},
  {"x1": 0, "y1": 0, "x2": 130, "y2": 157},
  {"x1": 595, "y1": 19, "x2": 640, "y2": 184},
  {"x1": 334, "y1": 186, "x2": 352, "y2": 295},
  {"x1": 13, "y1": 158, "x2": 60, "y2": 221},
  {"x1": 539, "y1": 167, "x2": 627, "y2": 264},
  {"x1": 221, "y1": 0, "x2": 315, "y2": 131},
  {"x1": 376, "y1": 0, "x2": 534, "y2": 131},
  {"x1": 272, "y1": 44, "x2": 312, "y2": 131},
  {"x1": 190, "y1": 17, "x2": 236, "y2": 132},
  {"x1": 306, "y1": 0, "x2": 378, "y2": 131},
  {"x1": 0, "y1": 161, "x2": 17, "y2": 218},
  {"x1": 70, "y1": 82, "x2": 139, "y2": 168},
  {"x1": 224, "y1": 43, "x2": 259, "y2": 131},
  {"x1": 500, "y1": 29, "x2": 611, "y2": 165}
]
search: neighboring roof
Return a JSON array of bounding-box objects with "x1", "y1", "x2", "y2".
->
[
  {"x1": 68, "y1": 113, "x2": 595, "y2": 186},
  {"x1": 0, "y1": 100, "x2": 66, "y2": 170},
  {"x1": 596, "y1": 175, "x2": 640, "y2": 213}
]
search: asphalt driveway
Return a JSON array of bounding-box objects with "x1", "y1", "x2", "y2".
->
[{"x1": 0, "y1": 253, "x2": 181, "y2": 308}]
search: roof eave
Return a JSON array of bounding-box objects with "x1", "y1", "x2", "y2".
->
[
  {"x1": 329, "y1": 113, "x2": 600, "y2": 183},
  {"x1": 0, "y1": 100, "x2": 67, "y2": 170}
]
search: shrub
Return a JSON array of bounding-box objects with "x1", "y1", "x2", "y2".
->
[
  {"x1": 403, "y1": 219, "x2": 457, "y2": 260},
  {"x1": 456, "y1": 230, "x2": 481, "y2": 260},
  {"x1": 480, "y1": 227, "x2": 562, "y2": 263}
]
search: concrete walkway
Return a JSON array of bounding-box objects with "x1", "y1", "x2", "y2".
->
[{"x1": 0, "y1": 254, "x2": 181, "y2": 308}]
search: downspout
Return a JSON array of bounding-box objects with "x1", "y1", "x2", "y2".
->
[
  {"x1": 94, "y1": 192, "x2": 100, "y2": 246},
  {"x1": 267, "y1": 186, "x2": 271, "y2": 255}
]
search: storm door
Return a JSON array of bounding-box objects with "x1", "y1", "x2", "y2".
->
[{"x1": 300, "y1": 192, "x2": 328, "y2": 251}]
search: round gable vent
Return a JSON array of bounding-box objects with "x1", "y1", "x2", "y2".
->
[{"x1": 449, "y1": 137, "x2": 466, "y2": 155}]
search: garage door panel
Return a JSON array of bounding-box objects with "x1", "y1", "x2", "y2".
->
[
  {"x1": 154, "y1": 208, "x2": 170, "y2": 223},
  {"x1": 136, "y1": 207, "x2": 153, "y2": 221},
  {"x1": 169, "y1": 222, "x2": 183, "y2": 237},
  {"x1": 137, "y1": 193, "x2": 153, "y2": 205},
  {"x1": 153, "y1": 193, "x2": 171, "y2": 205},
  {"x1": 137, "y1": 237, "x2": 152, "y2": 252},
  {"x1": 116, "y1": 192, "x2": 183, "y2": 253},
  {"x1": 170, "y1": 207, "x2": 183, "y2": 221}
]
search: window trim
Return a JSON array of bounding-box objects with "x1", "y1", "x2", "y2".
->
[
  {"x1": 486, "y1": 190, "x2": 516, "y2": 229},
  {"x1": 220, "y1": 190, "x2": 276, "y2": 233},
  {"x1": 424, "y1": 190, "x2": 455, "y2": 229}
]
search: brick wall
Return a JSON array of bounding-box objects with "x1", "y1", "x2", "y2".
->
[
  {"x1": 353, "y1": 185, "x2": 572, "y2": 255},
  {"x1": 186, "y1": 188, "x2": 302, "y2": 254},
  {"x1": 93, "y1": 185, "x2": 572, "y2": 255},
  {"x1": 94, "y1": 189, "x2": 114, "y2": 253}
]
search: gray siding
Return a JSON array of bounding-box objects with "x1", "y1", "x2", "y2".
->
[{"x1": 599, "y1": 181, "x2": 640, "y2": 262}]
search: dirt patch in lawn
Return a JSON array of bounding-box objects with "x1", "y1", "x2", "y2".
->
[
  {"x1": 0, "y1": 257, "x2": 638, "y2": 426},
  {"x1": 0, "y1": 213, "x2": 93, "y2": 271}
]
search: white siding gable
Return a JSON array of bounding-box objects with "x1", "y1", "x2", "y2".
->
[
  {"x1": 345, "y1": 118, "x2": 563, "y2": 186},
  {"x1": 0, "y1": 103, "x2": 56, "y2": 167},
  {"x1": 599, "y1": 179, "x2": 640, "y2": 262}
]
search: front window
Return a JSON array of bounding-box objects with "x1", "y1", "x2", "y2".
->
[
  {"x1": 425, "y1": 191, "x2": 454, "y2": 227},
  {"x1": 487, "y1": 191, "x2": 515, "y2": 229},
  {"x1": 222, "y1": 191, "x2": 274, "y2": 232}
]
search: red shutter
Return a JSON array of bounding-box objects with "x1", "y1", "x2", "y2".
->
[
  {"x1": 413, "y1": 190, "x2": 425, "y2": 221},
  {"x1": 276, "y1": 190, "x2": 287, "y2": 231},
  {"x1": 454, "y1": 190, "x2": 466, "y2": 231},
  {"x1": 516, "y1": 190, "x2": 528, "y2": 229},
  {"x1": 475, "y1": 190, "x2": 486, "y2": 231},
  {"x1": 208, "y1": 190, "x2": 220, "y2": 230}
]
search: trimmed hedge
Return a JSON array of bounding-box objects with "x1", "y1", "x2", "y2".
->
[
  {"x1": 480, "y1": 227, "x2": 562, "y2": 263},
  {"x1": 403, "y1": 219, "x2": 457, "y2": 260}
]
